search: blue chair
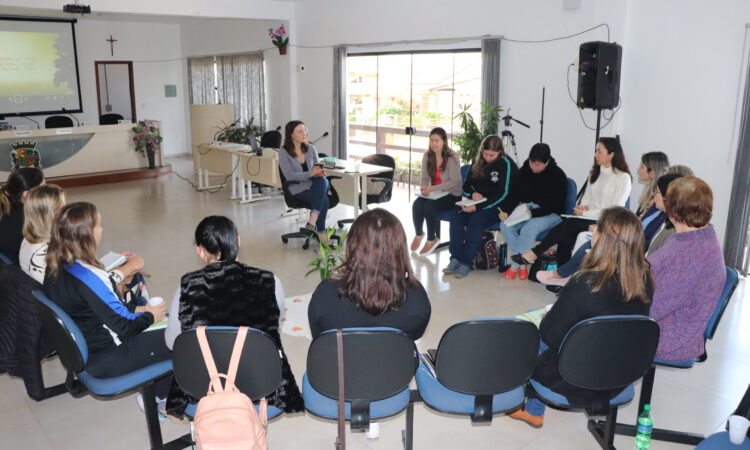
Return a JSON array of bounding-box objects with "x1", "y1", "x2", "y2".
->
[
  {"x1": 696, "y1": 431, "x2": 750, "y2": 449},
  {"x1": 303, "y1": 327, "x2": 419, "y2": 449},
  {"x1": 416, "y1": 319, "x2": 538, "y2": 422},
  {"x1": 614, "y1": 266, "x2": 741, "y2": 446},
  {"x1": 0, "y1": 252, "x2": 12, "y2": 265},
  {"x1": 435, "y1": 164, "x2": 471, "y2": 250},
  {"x1": 173, "y1": 327, "x2": 285, "y2": 423},
  {"x1": 32, "y1": 290, "x2": 189, "y2": 449},
  {"x1": 528, "y1": 315, "x2": 660, "y2": 450}
]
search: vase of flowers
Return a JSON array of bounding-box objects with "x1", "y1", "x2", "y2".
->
[
  {"x1": 132, "y1": 120, "x2": 162, "y2": 169},
  {"x1": 268, "y1": 24, "x2": 289, "y2": 55}
]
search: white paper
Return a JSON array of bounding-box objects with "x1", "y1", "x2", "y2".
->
[
  {"x1": 503, "y1": 203, "x2": 532, "y2": 227},
  {"x1": 415, "y1": 190, "x2": 449, "y2": 200},
  {"x1": 100, "y1": 251, "x2": 127, "y2": 271},
  {"x1": 455, "y1": 197, "x2": 487, "y2": 207}
]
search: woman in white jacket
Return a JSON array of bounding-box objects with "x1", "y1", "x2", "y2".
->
[{"x1": 514, "y1": 137, "x2": 631, "y2": 267}]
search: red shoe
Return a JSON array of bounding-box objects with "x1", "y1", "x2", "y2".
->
[
  {"x1": 503, "y1": 268, "x2": 518, "y2": 279},
  {"x1": 518, "y1": 268, "x2": 529, "y2": 280}
]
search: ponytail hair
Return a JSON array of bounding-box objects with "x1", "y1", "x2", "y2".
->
[{"x1": 0, "y1": 167, "x2": 44, "y2": 218}]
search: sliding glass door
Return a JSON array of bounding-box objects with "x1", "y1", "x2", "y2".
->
[{"x1": 346, "y1": 50, "x2": 481, "y2": 190}]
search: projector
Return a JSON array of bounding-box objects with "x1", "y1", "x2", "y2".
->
[{"x1": 63, "y1": 4, "x2": 91, "y2": 14}]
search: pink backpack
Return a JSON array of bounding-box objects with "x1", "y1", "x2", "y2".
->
[{"x1": 194, "y1": 326, "x2": 269, "y2": 450}]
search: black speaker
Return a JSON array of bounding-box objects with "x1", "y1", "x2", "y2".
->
[{"x1": 577, "y1": 41, "x2": 622, "y2": 110}]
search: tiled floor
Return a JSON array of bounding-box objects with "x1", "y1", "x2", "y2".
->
[{"x1": 1, "y1": 155, "x2": 748, "y2": 449}]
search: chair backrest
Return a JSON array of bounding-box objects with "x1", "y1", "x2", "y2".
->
[
  {"x1": 32, "y1": 290, "x2": 87, "y2": 373},
  {"x1": 435, "y1": 319, "x2": 539, "y2": 395},
  {"x1": 705, "y1": 266, "x2": 740, "y2": 340},
  {"x1": 306, "y1": 328, "x2": 418, "y2": 402},
  {"x1": 558, "y1": 315, "x2": 659, "y2": 390},
  {"x1": 0, "y1": 252, "x2": 12, "y2": 265},
  {"x1": 173, "y1": 327, "x2": 283, "y2": 400},
  {"x1": 99, "y1": 113, "x2": 124, "y2": 125},
  {"x1": 362, "y1": 154, "x2": 396, "y2": 181},
  {"x1": 277, "y1": 166, "x2": 308, "y2": 209},
  {"x1": 260, "y1": 130, "x2": 282, "y2": 149},
  {"x1": 45, "y1": 116, "x2": 74, "y2": 129},
  {"x1": 565, "y1": 178, "x2": 578, "y2": 214},
  {"x1": 460, "y1": 164, "x2": 470, "y2": 181}
]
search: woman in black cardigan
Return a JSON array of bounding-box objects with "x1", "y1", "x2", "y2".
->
[
  {"x1": 164, "y1": 216, "x2": 304, "y2": 420},
  {"x1": 510, "y1": 207, "x2": 653, "y2": 428}
]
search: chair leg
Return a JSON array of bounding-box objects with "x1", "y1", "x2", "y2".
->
[
  {"x1": 140, "y1": 383, "x2": 164, "y2": 450},
  {"x1": 587, "y1": 407, "x2": 617, "y2": 450},
  {"x1": 403, "y1": 400, "x2": 414, "y2": 450}
]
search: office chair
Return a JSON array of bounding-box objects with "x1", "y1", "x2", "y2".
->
[
  {"x1": 279, "y1": 168, "x2": 341, "y2": 249},
  {"x1": 336, "y1": 153, "x2": 395, "y2": 228},
  {"x1": 100, "y1": 113, "x2": 124, "y2": 125},
  {"x1": 45, "y1": 116, "x2": 74, "y2": 129}
]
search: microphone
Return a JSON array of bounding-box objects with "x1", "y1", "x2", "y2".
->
[
  {"x1": 61, "y1": 108, "x2": 80, "y2": 127},
  {"x1": 20, "y1": 116, "x2": 40, "y2": 129},
  {"x1": 311, "y1": 131, "x2": 329, "y2": 145}
]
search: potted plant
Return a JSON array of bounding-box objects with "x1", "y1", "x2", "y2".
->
[
  {"x1": 452, "y1": 103, "x2": 503, "y2": 163},
  {"x1": 305, "y1": 228, "x2": 347, "y2": 281},
  {"x1": 214, "y1": 117, "x2": 265, "y2": 147},
  {"x1": 268, "y1": 24, "x2": 289, "y2": 55},
  {"x1": 132, "y1": 120, "x2": 162, "y2": 169}
]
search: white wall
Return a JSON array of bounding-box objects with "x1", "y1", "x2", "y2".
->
[
  {"x1": 619, "y1": 0, "x2": 750, "y2": 240},
  {"x1": 293, "y1": 0, "x2": 628, "y2": 179}
]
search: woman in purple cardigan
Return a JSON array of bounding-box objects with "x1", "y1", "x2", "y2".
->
[{"x1": 648, "y1": 176, "x2": 726, "y2": 362}]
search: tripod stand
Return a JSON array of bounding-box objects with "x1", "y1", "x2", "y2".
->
[{"x1": 501, "y1": 111, "x2": 530, "y2": 162}]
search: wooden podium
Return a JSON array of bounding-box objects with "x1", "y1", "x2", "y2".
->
[{"x1": 189, "y1": 104, "x2": 235, "y2": 174}]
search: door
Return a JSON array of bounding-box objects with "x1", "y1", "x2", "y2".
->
[{"x1": 95, "y1": 61, "x2": 136, "y2": 124}]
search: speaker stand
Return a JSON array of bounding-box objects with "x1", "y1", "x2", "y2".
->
[{"x1": 594, "y1": 108, "x2": 602, "y2": 146}]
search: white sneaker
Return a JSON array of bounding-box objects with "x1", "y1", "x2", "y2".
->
[
  {"x1": 136, "y1": 393, "x2": 167, "y2": 421},
  {"x1": 366, "y1": 422, "x2": 380, "y2": 439},
  {"x1": 537, "y1": 270, "x2": 570, "y2": 287}
]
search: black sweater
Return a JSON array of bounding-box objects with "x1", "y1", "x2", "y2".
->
[
  {"x1": 507, "y1": 157, "x2": 568, "y2": 217},
  {"x1": 462, "y1": 155, "x2": 518, "y2": 212},
  {"x1": 0, "y1": 205, "x2": 24, "y2": 264},
  {"x1": 308, "y1": 278, "x2": 431, "y2": 341},
  {"x1": 535, "y1": 272, "x2": 652, "y2": 406}
]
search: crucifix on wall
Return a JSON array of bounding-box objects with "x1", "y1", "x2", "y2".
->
[{"x1": 106, "y1": 35, "x2": 117, "y2": 56}]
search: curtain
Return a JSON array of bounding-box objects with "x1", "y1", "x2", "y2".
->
[
  {"x1": 187, "y1": 56, "x2": 216, "y2": 105},
  {"x1": 332, "y1": 45, "x2": 347, "y2": 158},
  {"x1": 481, "y1": 38, "x2": 502, "y2": 110},
  {"x1": 216, "y1": 52, "x2": 266, "y2": 128},
  {"x1": 724, "y1": 47, "x2": 750, "y2": 273}
]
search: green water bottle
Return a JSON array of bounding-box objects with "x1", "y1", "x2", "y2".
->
[{"x1": 634, "y1": 404, "x2": 653, "y2": 449}]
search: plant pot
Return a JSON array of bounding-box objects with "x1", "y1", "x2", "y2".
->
[
  {"x1": 146, "y1": 151, "x2": 156, "y2": 169},
  {"x1": 278, "y1": 45, "x2": 287, "y2": 55}
]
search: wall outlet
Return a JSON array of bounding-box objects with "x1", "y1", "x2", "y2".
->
[
  {"x1": 296, "y1": 64, "x2": 305, "y2": 73},
  {"x1": 573, "y1": 56, "x2": 579, "y2": 72}
]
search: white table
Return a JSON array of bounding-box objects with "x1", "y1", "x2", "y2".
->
[
  {"x1": 195, "y1": 143, "x2": 280, "y2": 203},
  {"x1": 326, "y1": 159, "x2": 393, "y2": 218}
]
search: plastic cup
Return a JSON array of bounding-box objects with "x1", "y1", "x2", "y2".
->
[
  {"x1": 728, "y1": 415, "x2": 750, "y2": 445},
  {"x1": 148, "y1": 296, "x2": 164, "y2": 307},
  {"x1": 354, "y1": 160, "x2": 361, "y2": 172}
]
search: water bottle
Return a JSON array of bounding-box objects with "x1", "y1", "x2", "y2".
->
[{"x1": 634, "y1": 404, "x2": 653, "y2": 449}]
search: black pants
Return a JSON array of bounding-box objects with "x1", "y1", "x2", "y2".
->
[
  {"x1": 531, "y1": 217, "x2": 595, "y2": 266},
  {"x1": 412, "y1": 194, "x2": 461, "y2": 241},
  {"x1": 86, "y1": 329, "x2": 172, "y2": 398}
]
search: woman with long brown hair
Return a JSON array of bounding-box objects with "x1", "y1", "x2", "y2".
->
[
  {"x1": 0, "y1": 167, "x2": 45, "y2": 264},
  {"x1": 443, "y1": 135, "x2": 518, "y2": 278},
  {"x1": 411, "y1": 127, "x2": 462, "y2": 255},
  {"x1": 43, "y1": 202, "x2": 170, "y2": 401},
  {"x1": 308, "y1": 208, "x2": 431, "y2": 340},
  {"x1": 19, "y1": 184, "x2": 66, "y2": 283},
  {"x1": 277, "y1": 120, "x2": 330, "y2": 238},
  {"x1": 510, "y1": 207, "x2": 653, "y2": 427}
]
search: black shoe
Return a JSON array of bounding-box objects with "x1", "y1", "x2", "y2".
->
[
  {"x1": 511, "y1": 254, "x2": 532, "y2": 265},
  {"x1": 300, "y1": 224, "x2": 318, "y2": 238},
  {"x1": 546, "y1": 285, "x2": 562, "y2": 294}
]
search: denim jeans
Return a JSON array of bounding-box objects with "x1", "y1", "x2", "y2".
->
[
  {"x1": 448, "y1": 207, "x2": 500, "y2": 266},
  {"x1": 500, "y1": 214, "x2": 562, "y2": 268},
  {"x1": 292, "y1": 176, "x2": 330, "y2": 232},
  {"x1": 557, "y1": 241, "x2": 591, "y2": 277},
  {"x1": 525, "y1": 340, "x2": 550, "y2": 416}
]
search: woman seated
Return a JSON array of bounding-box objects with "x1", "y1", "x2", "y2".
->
[
  {"x1": 510, "y1": 207, "x2": 653, "y2": 427},
  {"x1": 278, "y1": 120, "x2": 330, "y2": 239},
  {"x1": 443, "y1": 135, "x2": 518, "y2": 278},
  {"x1": 647, "y1": 166, "x2": 694, "y2": 256},
  {"x1": 43, "y1": 202, "x2": 170, "y2": 399},
  {"x1": 19, "y1": 185, "x2": 66, "y2": 283},
  {"x1": 515, "y1": 137, "x2": 631, "y2": 267},
  {"x1": 649, "y1": 176, "x2": 726, "y2": 362},
  {"x1": 499, "y1": 143, "x2": 567, "y2": 280},
  {"x1": 164, "y1": 215, "x2": 303, "y2": 420},
  {"x1": 0, "y1": 167, "x2": 44, "y2": 264},
  {"x1": 411, "y1": 127, "x2": 462, "y2": 256},
  {"x1": 308, "y1": 208, "x2": 431, "y2": 341}
]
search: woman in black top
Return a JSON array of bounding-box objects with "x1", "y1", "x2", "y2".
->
[
  {"x1": 0, "y1": 167, "x2": 44, "y2": 264},
  {"x1": 509, "y1": 207, "x2": 653, "y2": 428},
  {"x1": 443, "y1": 135, "x2": 517, "y2": 278},
  {"x1": 308, "y1": 208, "x2": 431, "y2": 340}
]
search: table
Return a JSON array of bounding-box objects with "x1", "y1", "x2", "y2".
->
[
  {"x1": 195, "y1": 143, "x2": 280, "y2": 203},
  {"x1": 327, "y1": 159, "x2": 393, "y2": 218}
]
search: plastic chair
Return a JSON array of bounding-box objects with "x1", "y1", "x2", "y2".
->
[
  {"x1": 173, "y1": 327, "x2": 284, "y2": 421},
  {"x1": 336, "y1": 154, "x2": 395, "y2": 228},
  {"x1": 303, "y1": 327, "x2": 419, "y2": 450},
  {"x1": 416, "y1": 319, "x2": 539, "y2": 422},
  {"x1": 435, "y1": 164, "x2": 471, "y2": 249},
  {"x1": 0, "y1": 252, "x2": 12, "y2": 265},
  {"x1": 614, "y1": 266, "x2": 741, "y2": 446},
  {"x1": 45, "y1": 116, "x2": 74, "y2": 129},
  {"x1": 528, "y1": 315, "x2": 660, "y2": 450},
  {"x1": 32, "y1": 290, "x2": 189, "y2": 449},
  {"x1": 99, "y1": 113, "x2": 124, "y2": 125}
]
